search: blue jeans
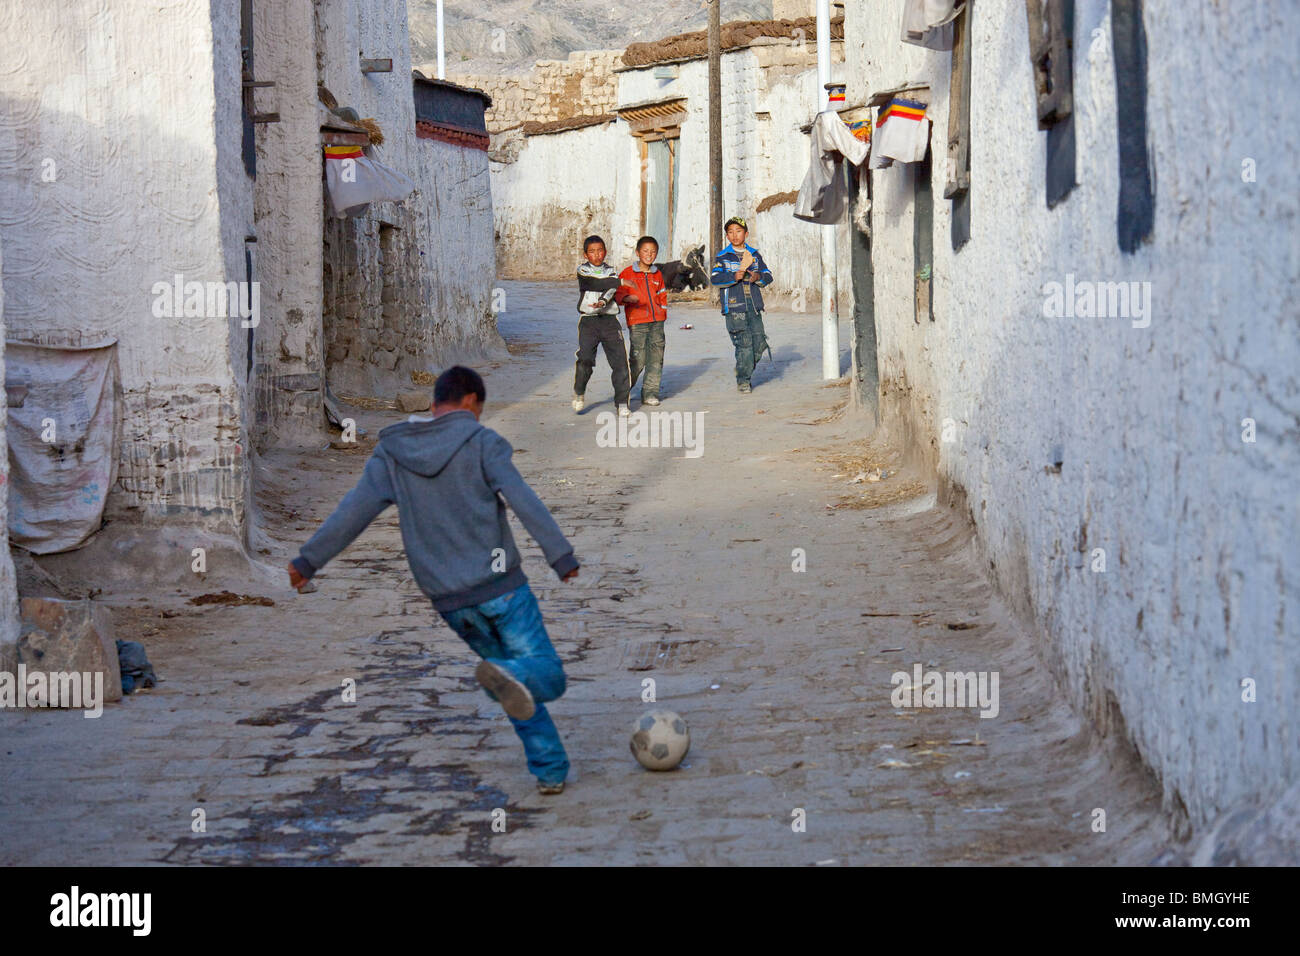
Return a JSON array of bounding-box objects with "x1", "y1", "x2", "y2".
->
[{"x1": 439, "y1": 583, "x2": 569, "y2": 784}]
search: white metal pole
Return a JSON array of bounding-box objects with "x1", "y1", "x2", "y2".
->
[
  {"x1": 816, "y1": 0, "x2": 839, "y2": 380},
  {"x1": 436, "y1": 0, "x2": 446, "y2": 79}
]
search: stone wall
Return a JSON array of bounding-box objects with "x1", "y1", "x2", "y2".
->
[
  {"x1": 323, "y1": 137, "x2": 498, "y2": 397},
  {"x1": 844, "y1": 0, "x2": 1299, "y2": 829},
  {"x1": 318, "y1": 0, "x2": 501, "y2": 400},
  {"x1": 450, "y1": 50, "x2": 622, "y2": 132}
]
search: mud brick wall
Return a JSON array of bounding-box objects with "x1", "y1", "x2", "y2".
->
[
  {"x1": 451, "y1": 50, "x2": 621, "y2": 133},
  {"x1": 317, "y1": 1, "x2": 501, "y2": 402},
  {"x1": 322, "y1": 135, "x2": 499, "y2": 399}
]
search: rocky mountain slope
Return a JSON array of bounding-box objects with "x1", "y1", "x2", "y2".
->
[{"x1": 410, "y1": 0, "x2": 773, "y2": 74}]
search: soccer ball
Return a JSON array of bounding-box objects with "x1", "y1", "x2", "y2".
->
[{"x1": 630, "y1": 710, "x2": 690, "y2": 771}]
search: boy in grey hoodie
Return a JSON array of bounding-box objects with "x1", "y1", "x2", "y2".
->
[{"x1": 287, "y1": 366, "x2": 579, "y2": 794}]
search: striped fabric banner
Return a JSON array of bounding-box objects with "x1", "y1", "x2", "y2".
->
[
  {"x1": 324, "y1": 145, "x2": 364, "y2": 160},
  {"x1": 876, "y1": 98, "x2": 927, "y2": 127}
]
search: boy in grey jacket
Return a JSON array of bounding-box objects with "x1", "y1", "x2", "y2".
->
[{"x1": 288, "y1": 366, "x2": 579, "y2": 794}]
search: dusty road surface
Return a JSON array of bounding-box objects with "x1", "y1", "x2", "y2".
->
[{"x1": 1, "y1": 281, "x2": 1170, "y2": 865}]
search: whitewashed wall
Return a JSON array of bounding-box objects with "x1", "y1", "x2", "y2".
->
[
  {"x1": 0, "y1": 240, "x2": 18, "y2": 663},
  {"x1": 845, "y1": 0, "x2": 1299, "y2": 828},
  {"x1": 493, "y1": 121, "x2": 627, "y2": 274},
  {"x1": 0, "y1": 1, "x2": 249, "y2": 526},
  {"x1": 315, "y1": 0, "x2": 499, "y2": 398},
  {"x1": 749, "y1": 60, "x2": 852, "y2": 310},
  {"x1": 613, "y1": 45, "x2": 852, "y2": 303},
  {"x1": 493, "y1": 39, "x2": 856, "y2": 305}
]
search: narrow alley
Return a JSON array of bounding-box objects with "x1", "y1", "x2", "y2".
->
[{"x1": 0, "y1": 282, "x2": 1168, "y2": 866}]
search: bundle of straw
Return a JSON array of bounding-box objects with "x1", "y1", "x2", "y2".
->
[{"x1": 358, "y1": 117, "x2": 384, "y2": 146}]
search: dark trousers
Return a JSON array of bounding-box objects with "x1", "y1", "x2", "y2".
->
[
  {"x1": 725, "y1": 309, "x2": 770, "y2": 385},
  {"x1": 574, "y1": 314, "x2": 630, "y2": 404},
  {"x1": 628, "y1": 320, "x2": 666, "y2": 400}
]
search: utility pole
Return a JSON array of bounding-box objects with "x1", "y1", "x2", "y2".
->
[
  {"x1": 816, "y1": 0, "x2": 839, "y2": 380},
  {"x1": 708, "y1": 0, "x2": 722, "y2": 257},
  {"x1": 436, "y1": 0, "x2": 446, "y2": 79}
]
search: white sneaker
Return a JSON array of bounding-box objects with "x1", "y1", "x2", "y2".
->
[
  {"x1": 572, "y1": 394, "x2": 585, "y2": 412},
  {"x1": 617, "y1": 403, "x2": 630, "y2": 417},
  {"x1": 475, "y1": 660, "x2": 536, "y2": 721},
  {"x1": 642, "y1": 395, "x2": 661, "y2": 406}
]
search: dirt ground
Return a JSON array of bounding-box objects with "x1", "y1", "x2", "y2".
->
[{"x1": 0, "y1": 281, "x2": 1173, "y2": 865}]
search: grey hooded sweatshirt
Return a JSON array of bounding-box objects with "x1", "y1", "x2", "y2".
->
[{"x1": 291, "y1": 410, "x2": 578, "y2": 612}]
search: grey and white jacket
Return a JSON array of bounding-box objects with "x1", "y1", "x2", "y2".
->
[{"x1": 577, "y1": 261, "x2": 622, "y2": 316}]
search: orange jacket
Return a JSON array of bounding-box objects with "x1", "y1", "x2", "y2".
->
[{"x1": 614, "y1": 265, "x2": 668, "y2": 326}]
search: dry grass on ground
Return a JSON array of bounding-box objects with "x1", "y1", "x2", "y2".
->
[{"x1": 812, "y1": 437, "x2": 930, "y2": 509}]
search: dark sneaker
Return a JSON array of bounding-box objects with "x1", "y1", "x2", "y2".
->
[
  {"x1": 738, "y1": 382, "x2": 752, "y2": 393},
  {"x1": 475, "y1": 660, "x2": 536, "y2": 721},
  {"x1": 537, "y1": 780, "x2": 566, "y2": 795}
]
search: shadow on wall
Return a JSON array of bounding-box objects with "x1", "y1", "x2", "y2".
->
[
  {"x1": 892, "y1": 237, "x2": 1296, "y2": 838},
  {"x1": 0, "y1": 94, "x2": 250, "y2": 531}
]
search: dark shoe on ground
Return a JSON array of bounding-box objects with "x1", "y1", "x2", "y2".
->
[
  {"x1": 475, "y1": 660, "x2": 536, "y2": 721},
  {"x1": 537, "y1": 780, "x2": 566, "y2": 795}
]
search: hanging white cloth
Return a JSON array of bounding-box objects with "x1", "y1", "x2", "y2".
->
[
  {"x1": 793, "y1": 110, "x2": 871, "y2": 225},
  {"x1": 323, "y1": 145, "x2": 415, "y2": 217},
  {"x1": 901, "y1": 0, "x2": 965, "y2": 51},
  {"x1": 869, "y1": 97, "x2": 932, "y2": 168}
]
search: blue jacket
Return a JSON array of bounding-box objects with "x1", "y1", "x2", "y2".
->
[
  {"x1": 291, "y1": 410, "x2": 578, "y2": 612},
  {"x1": 711, "y1": 244, "x2": 773, "y2": 315}
]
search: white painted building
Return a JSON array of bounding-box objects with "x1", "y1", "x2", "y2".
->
[
  {"x1": 0, "y1": 1, "x2": 252, "y2": 529},
  {"x1": 492, "y1": 17, "x2": 855, "y2": 309},
  {"x1": 843, "y1": 0, "x2": 1299, "y2": 832},
  {"x1": 0, "y1": 0, "x2": 497, "y2": 548}
]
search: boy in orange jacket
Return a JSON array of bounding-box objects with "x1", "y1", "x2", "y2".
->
[{"x1": 614, "y1": 236, "x2": 669, "y2": 407}]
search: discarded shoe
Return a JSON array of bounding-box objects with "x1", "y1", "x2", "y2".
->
[
  {"x1": 572, "y1": 393, "x2": 585, "y2": 412},
  {"x1": 475, "y1": 660, "x2": 536, "y2": 721}
]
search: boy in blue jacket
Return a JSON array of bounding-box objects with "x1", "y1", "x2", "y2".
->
[
  {"x1": 287, "y1": 366, "x2": 579, "y2": 795},
  {"x1": 710, "y1": 216, "x2": 774, "y2": 393}
]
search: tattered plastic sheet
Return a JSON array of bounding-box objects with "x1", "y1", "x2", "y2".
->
[{"x1": 5, "y1": 339, "x2": 119, "y2": 554}]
